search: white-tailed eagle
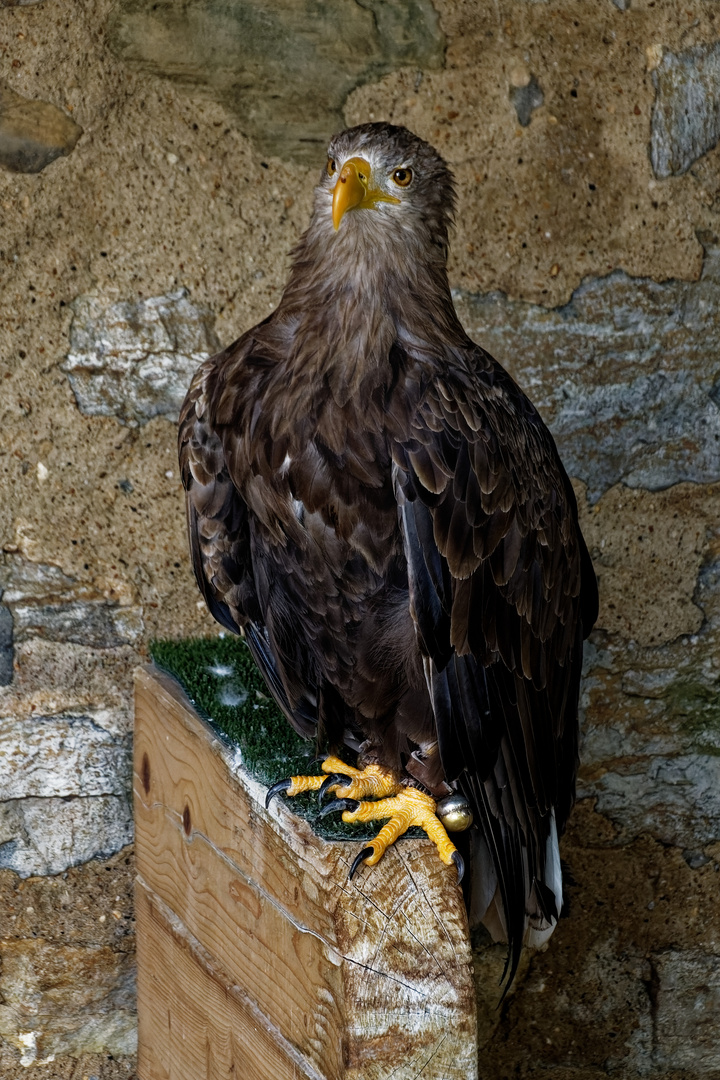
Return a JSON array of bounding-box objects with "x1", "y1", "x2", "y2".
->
[{"x1": 179, "y1": 123, "x2": 598, "y2": 982}]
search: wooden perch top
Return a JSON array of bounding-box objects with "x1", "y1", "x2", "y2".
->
[{"x1": 134, "y1": 665, "x2": 478, "y2": 1080}]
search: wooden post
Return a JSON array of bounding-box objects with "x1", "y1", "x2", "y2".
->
[{"x1": 134, "y1": 666, "x2": 478, "y2": 1080}]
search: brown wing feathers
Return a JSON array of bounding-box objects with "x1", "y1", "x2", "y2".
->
[
  {"x1": 393, "y1": 351, "x2": 596, "y2": 982},
  {"x1": 180, "y1": 353, "x2": 320, "y2": 740}
]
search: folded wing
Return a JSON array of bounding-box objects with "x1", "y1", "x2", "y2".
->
[
  {"x1": 178, "y1": 349, "x2": 317, "y2": 740},
  {"x1": 392, "y1": 346, "x2": 598, "y2": 981}
]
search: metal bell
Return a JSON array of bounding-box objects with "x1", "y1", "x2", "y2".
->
[{"x1": 436, "y1": 793, "x2": 474, "y2": 832}]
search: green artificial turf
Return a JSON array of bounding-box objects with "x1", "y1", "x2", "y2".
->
[{"x1": 150, "y1": 635, "x2": 380, "y2": 841}]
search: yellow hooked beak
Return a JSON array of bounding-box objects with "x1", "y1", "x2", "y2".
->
[{"x1": 332, "y1": 156, "x2": 400, "y2": 230}]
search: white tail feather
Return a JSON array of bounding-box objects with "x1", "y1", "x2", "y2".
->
[{"x1": 469, "y1": 809, "x2": 563, "y2": 951}]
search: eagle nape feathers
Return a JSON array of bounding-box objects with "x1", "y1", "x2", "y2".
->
[{"x1": 178, "y1": 122, "x2": 598, "y2": 987}]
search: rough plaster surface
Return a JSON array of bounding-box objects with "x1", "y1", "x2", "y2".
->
[
  {"x1": 347, "y1": 0, "x2": 720, "y2": 306},
  {"x1": 578, "y1": 483, "x2": 715, "y2": 647},
  {"x1": 1, "y1": 0, "x2": 720, "y2": 1075},
  {"x1": 0, "y1": 847, "x2": 136, "y2": 1071}
]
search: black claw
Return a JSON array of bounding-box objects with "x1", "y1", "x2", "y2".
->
[
  {"x1": 318, "y1": 773, "x2": 352, "y2": 805},
  {"x1": 318, "y1": 797, "x2": 360, "y2": 819},
  {"x1": 265, "y1": 779, "x2": 292, "y2": 810},
  {"x1": 349, "y1": 846, "x2": 374, "y2": 880},
  {"x1": 451, "y1": 850, "x2": 465, "y2": 885},
  {"x1": 307, "y1": 755, "x2": 325, "y2": 769}
]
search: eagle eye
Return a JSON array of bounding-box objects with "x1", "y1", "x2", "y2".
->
[
  {"x1": 327, "y1": 158, "x2": 337, "y2": 176},
  {"x1": 392, "y1": 167, "x2": 412, "y2": 187}
]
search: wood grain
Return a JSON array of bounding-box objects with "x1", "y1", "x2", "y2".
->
[
  {"x1": 134, "y1": 665, "x2": 478, "y2": 1080},
  {"x1": 136, "y1": 882, "x2": 326, "y2": 1080}
]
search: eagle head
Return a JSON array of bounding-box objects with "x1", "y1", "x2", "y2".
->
[{"x1": 313, "y1": 122, "x2": 456, "y2": 262}]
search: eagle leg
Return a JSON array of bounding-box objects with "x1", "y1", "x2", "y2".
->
[{"x1": 324, "y1": 787, "x2": 463, "y2": 883}]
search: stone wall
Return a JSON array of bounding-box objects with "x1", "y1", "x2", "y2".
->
[{"x1": 1, "y1": 0, "x2": 719, "y2": 1076}]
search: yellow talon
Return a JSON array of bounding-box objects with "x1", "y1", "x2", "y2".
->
[
  {"x1": 340, "y1": 788, "x2": 459, "y2": 867},
  {"x1": 269, "y1": 756, "x2": 400, "y2": 802},
  {"x1": 326, "y1": 762, "x2": 401, "y2": 802},
  {"x1": 285, "y1": 757, "x2": 401, "y2": 801},
  {"x1": 284, "y1": 754, "x2": 366, "y2": 796},
  {"x1": 285, "y1": 774, "x2": 325, "y2": 796}
]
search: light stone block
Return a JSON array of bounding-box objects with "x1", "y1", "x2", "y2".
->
[
  {"x1": 61, "y1": 289, "x2": 220, "y2": 426},
  {"x1": 0, "y1": 794, "x2": 133, "y2": 876}
]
